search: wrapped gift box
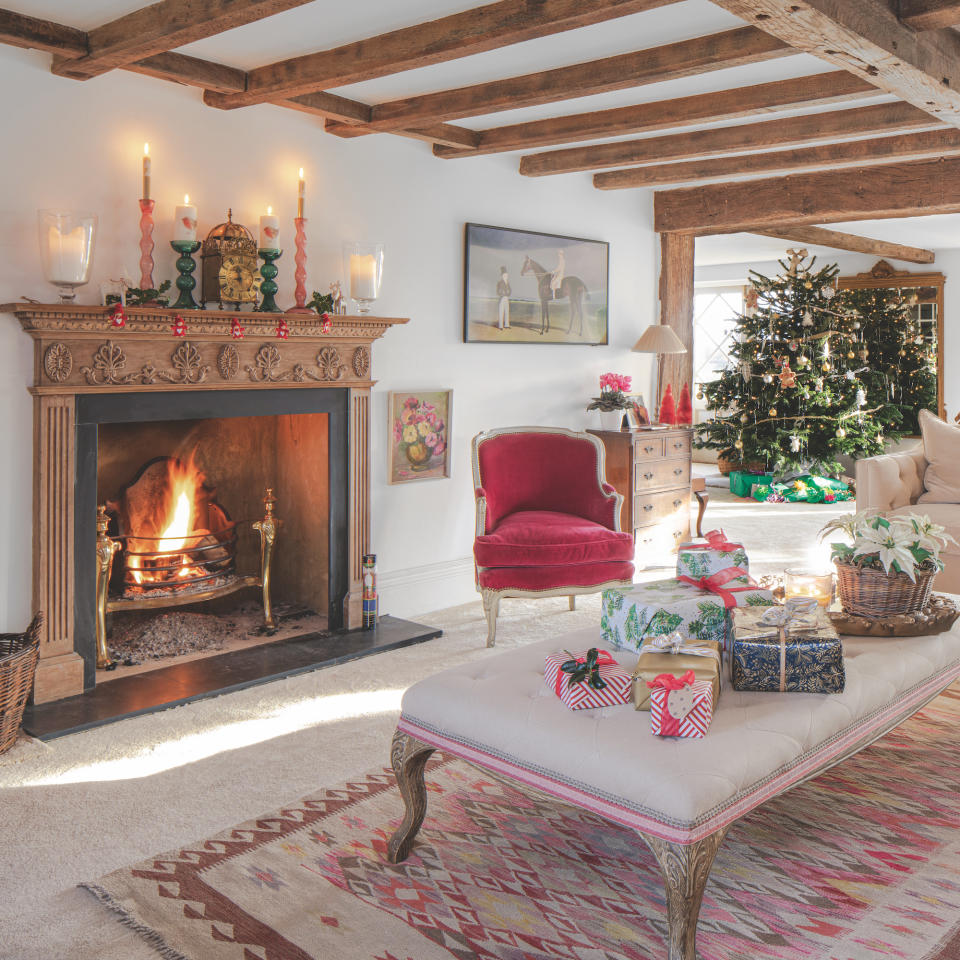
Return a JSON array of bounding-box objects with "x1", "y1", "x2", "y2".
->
[
  {"x1": 632, "y1": 635, "x2": 721, "y2": 711},
  {"x1": 543, "y1": 649, "x2": 633, "y2": 710},
  {"x1": 729, "y1": 470, "x2": 774, "y2": 499},
  {"x1": 731, "y1": 603, "x2": 845, "y2": 694},
  {"x1": 676, "y1": 529, "x2": 751, "y2": 587},
  {"x1": 649, "y1": 672, "x2": 714, "y2": 738},
  {"x1": 601, "y1": 579, "x2": 773, "y2": 653}
]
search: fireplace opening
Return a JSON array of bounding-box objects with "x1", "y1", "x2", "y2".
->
[{"x1": 94, "y1": 412, "x2": 330, "y2": 678}]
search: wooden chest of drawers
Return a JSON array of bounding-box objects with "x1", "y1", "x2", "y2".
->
[{"x1": 588, "y1": 428, "x2": 693, "y2": 555}]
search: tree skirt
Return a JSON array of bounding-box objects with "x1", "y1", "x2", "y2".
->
[{"x1": 83, "y1": 689, "x2": 960, "y2": 960}]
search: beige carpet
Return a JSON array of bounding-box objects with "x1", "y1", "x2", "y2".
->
[{"x1": 0, "y1": 488, "x2": 851, "y2": 960}]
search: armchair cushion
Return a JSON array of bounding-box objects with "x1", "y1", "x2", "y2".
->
[
  {"x1": 477, "y1": 561, "x2": 635, "y2": 593},
  {"x1": 474, "y1": 510, "x2": 635, "y2": 567},
  {"x1": 918, "y1": 409, "x2": 960, "y2": 504}
]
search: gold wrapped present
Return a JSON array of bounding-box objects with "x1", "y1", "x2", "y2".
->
[{"x1": 631, "y1": 633, "x2": 722, "y2": 710}]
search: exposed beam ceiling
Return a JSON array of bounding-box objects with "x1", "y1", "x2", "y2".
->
[
  {"x1": 51, "y1": 0, "x2": 313, "y2": 79},
  {"x1": 321, "y1": 26, "x2": 791, "y2": 137},
  {"x1": 707, "y1": 0, "x2": 960, "y2": 126},
  {"x1": 431, "y1": 70, "x2": 874, "y2": 159},
  {"x1": 898, "y1": 0, "x2": 960, "y2": 30},
  {"x1": 203, "y1": 0, "x2": 683, "y2": 109},
  {"x1": 519, "y1": 101, "x2": 938, "y2": 177},
  {"x1": 0, "y1": 8, "x2": 86, "y2": 56},
  {"x1": 126, "y1": 50, "x2": 247, "y2": 93},
  {"x1": 593, "y1": 128, "x2": 960, "y2": 188},
  {"x1": 752, "y1": 224, "x2": 935, "y2": 262},
  {"x1": 653, "y1": 156, "x2": 960, "y2": 233}
]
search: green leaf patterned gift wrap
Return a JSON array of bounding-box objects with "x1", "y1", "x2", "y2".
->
[
  {"x1": 601, "y1": 578, "x2": 773, "y2": 652},
  {"x1": 731, "y1": 602, "x2": 845, "y2": 694},
  {"x1": 676, "y1": 529, "x2": 751, "y2": 586}
]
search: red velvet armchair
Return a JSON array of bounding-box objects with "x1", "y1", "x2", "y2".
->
[{"x1": 472, "y1": 426, "x2": 635, "y2": 646}]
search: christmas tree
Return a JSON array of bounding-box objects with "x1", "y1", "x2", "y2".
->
[
  {"x1": 844, "y1": 287, "x2": 937, "y2": 436},
  {"x1": 695, "y1": 251, "x2": 905, "y2": 477}
]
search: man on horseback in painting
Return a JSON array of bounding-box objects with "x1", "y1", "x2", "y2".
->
[{"x1": 549, "y1": 249, "x2": 565, "y2": 300}]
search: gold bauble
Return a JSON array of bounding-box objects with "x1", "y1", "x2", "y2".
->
[
  {"x1": 822, "y1": 361, "x2": 831, "y2": 372},
  {"x1": 768, "y1": 407, "x2": 777, "y2": 416}
]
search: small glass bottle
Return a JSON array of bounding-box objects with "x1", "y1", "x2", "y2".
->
[{"x1": 362, "y1": 553, "x2": 378, "y2": 630}]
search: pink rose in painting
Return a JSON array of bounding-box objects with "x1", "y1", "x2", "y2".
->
[
  {"x1": 424, "y1": 432, "x2": 438, "y2": 448},
  {"x1": 433, "y1": 441, "x2": 445, "y2": 456},
  {"x1": 405, "y1": 397, "x2": 418, "y2": 409},
  {"x1": 401, "y1": 409, "x2": 415, "y2": 425},
  {"x1": 393, "y1": 422, "x2": 403, "y2": 442}
]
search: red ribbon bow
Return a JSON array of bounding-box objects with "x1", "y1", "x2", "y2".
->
[
  {"x1": 554, "y1": 649, "x2": 616, "y2": 697},
  {"x1": 646, "y1": 669, "x2": 696, "y2": 691},
  {"x1": 678, "y1": 567, "x2": 759, "y2": 609},
  {"x1": 684, "y1": 528, "x2": 738, "y2": 553}
]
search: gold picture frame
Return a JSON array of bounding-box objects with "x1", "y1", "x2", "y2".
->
[{"x1": 388, "y1": 390, "x2": 453, "y2": 484}]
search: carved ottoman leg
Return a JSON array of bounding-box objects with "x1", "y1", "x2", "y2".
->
[
  {"x1": 569, "y1": 595, "x2": 576, "y2": 611},
  {"x1": 387, "y1": 729, "x2": 436, "y2": 864},
  {"x1": 694, "y1": 490, "x2": 709, "y2": 539},
  {"x1": 481, "y1": 589, "x2": 500, "y2": 647},
  {"x1": 640, "y1": 826, "x2": 729, "y2": 960}
]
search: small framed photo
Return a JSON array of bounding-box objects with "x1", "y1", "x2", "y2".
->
[
  {"x1": 628, "y1": 395, "x2": 650, "y2": 427},
  {"x1": 388, "y1": 390, "x2": 452, "y2": 484}
]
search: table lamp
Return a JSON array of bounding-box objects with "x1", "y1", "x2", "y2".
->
[{"x1": 631, "y1": 322, "x2": 688, "y2": 422}]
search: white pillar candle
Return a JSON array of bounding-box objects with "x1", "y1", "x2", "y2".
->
[
  {"x1": 47, "y1": 225, "x2": 87, "y2": 282},
  {"x1": 174, "y1": 194, "x2": 197, "y2": 242},
  {"x1": 142, "y1": 142, "x2": 151, "y2": 199},
  {"x1": 297, "y1": 168, "x2": 305, "y2": 219},
  {"x1": 350, "y1": 253, "x2": 378, "y2": 300},
  {"x1": 259, "y1": 206, "x2": 280, "y2": 250}
]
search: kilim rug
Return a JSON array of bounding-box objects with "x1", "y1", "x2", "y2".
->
[{"x1": 85, "y1": 688, "x2": 960, "y2": 960}]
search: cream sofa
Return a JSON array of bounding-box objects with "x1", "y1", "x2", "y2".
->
[{"x1": 856, "y1": 447, "x2": 960, "y2": 593}]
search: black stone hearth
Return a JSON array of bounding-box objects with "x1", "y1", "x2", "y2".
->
[{"x1": 21, "y1": 616, "x2": 441, "y2": 740}]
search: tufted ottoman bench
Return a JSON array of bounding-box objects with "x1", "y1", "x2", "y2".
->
[{"x1": 386, "y1": 624, "x2": 960, "y2": 959}]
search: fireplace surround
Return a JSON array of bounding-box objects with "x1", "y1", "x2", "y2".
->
[{"x1": 5, "y1": 303, "x2": 407, "y2": 703}]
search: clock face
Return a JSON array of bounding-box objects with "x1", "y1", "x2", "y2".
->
[{"x1": 219, "y1": 255, "x2": 259, "y2": 303}]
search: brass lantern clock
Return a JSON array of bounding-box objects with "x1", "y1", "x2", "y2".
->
[{"x1": 201, "y1": 209, "x2": 260, "y2": 309}]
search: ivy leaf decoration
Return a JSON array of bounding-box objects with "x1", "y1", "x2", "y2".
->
[{"x1": 560, "y1": 647, "x2": 608, "y2": 690}]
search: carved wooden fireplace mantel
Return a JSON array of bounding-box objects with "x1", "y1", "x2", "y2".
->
[{"x1": 4, "y1": 302, "x2": 408, "y2": 702}]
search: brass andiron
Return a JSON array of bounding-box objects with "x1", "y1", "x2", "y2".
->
[
  {"x1": 95, "y1": 505, "x2": 120, "y2": 670},
  {"x1": 93, "y1": 486, "x2": 280, "y2": 668}
]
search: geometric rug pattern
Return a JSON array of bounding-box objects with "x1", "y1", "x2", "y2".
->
[{"x1": 85, "y1": 686, "x2": 960, "y2": 960}]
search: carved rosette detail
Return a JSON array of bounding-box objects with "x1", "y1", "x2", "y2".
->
[
  {"x1": 81, "y1": 341, "x2": 138, "y2": 385},
  {"x1": 218, "y1": 344, "x2": 240, "y2": 380},
  {"x1": 353, "y1": 346, "x2": 370, "y2": 378},
  {"x1": 317, "y1": 347, "x2": 345, "y2": 381},
  {"x1": 157, "y1": 341, "x2": 210, "y2": 384},
  {"x1": 43, "y1": 343, "x2": 73, "y2": 382},
  {"x1": 247, "y1": 344, "x2": 292, "y2": 382}
]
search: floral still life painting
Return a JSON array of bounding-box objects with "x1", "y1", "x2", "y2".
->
[{"x1": 388, "y1": 390, "x2": 452, "y2": 483}]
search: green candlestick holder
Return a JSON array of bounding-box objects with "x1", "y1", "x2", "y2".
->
[
  {"x1": 170, "y1": 240, "x2": 202, "y2": 310},
  {"x1": 256, "y1": 248, "x2": 282, "y2": 313}
]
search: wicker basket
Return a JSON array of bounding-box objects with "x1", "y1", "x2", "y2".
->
[
  {"x1": 835, "y1": 562, "x2": 936, "y2": 618},
  {"x1": 717, "y1": 454, "x2": 766, "y2": 477},
  {"x1": 0, "y1": 614, "x2": 41, "y2": 755}
]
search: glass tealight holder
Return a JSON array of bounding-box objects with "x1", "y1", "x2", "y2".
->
[
  {"x1": 343, "y1": 241, "x2": 384, "y2": 314},
  {"x1": 784, "y1": 568, "x2": 834, "y2": 608},
  {"x1": 38, "y1": 209, "x2": 98, "y2": 302}
]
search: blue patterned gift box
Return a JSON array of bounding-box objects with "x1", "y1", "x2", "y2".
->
[
  {"x1": 676, "y1": 530, "x2": 751, "y2": 586},
  {"x1": 601, "y1": 579, "x2": 773, "y2": 652},
  {"x1": 731, "y1": 605, "x2": 845, "y2": 694}
]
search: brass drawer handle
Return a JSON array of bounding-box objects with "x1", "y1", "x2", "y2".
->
[
  {"x1": 673, "y1": 499, "x2": 682, "y2": 508},
  {"x1": 643, "y1": 445, "x2": 655, "y2": 453},
  {"x1": 642, "y1": 471, "x2": 654, "y2": 480},
  {"x1": 673, "y1": 468, "x2": 684, "y2": 476},
  {"x1": 673, "y1": 530, "x2": 683, "y2": 538},
  {"x1": 643, "y1": 504, "x2": 653, "y2": 512},
  {"x1": 673, "y1": 442, "x2": 684, "y2": 449}
]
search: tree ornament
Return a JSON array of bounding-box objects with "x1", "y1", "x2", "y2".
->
[
  {"x1": 230, "y1": 317, "x2": 245, "y2": 340},
  {"x1": 768, "y1": 407, "x2": 777, "y2": 417},
  {"x1": 804, "y1": 281, "x2": 813, "y2": 289},
  {"x1": 836, "y1": 426, "x2": 846, "y2": 438},
  {"x1": 762, "y1": 373, "x2": 773, "y2": 384},
  {"x1": 822, "y1": 361, "x2": 831, "y2": 372},
  {"x1": 802, "y1": 311, "x2": 814, "y2": 327},
  {"x1": 899, "y1": 349, "x2": 907, "y2": 357},
  {"x1": 788, "y1": 339, "x2": 799, "y2": 351},
  {"x1": 852, "y1": 321, "x2": 861, "y2": 330},
  {"x1": 778, "y1": 362, "x2": 796, "y2": 388},
  {"x1": 785, "y1": 248, "x2": 807, "y2": 277},
  {"x1": 822, "y1": 285, "x2": 836, "y2": 299},
  {"x1": 816, "y1": 378, "x2": 824, "y2": 390},
  {"x1": 856, "y1": 388, "x2": 866, "y2": 406},
  {"x1": 109, "y1": 303, "x2": 126, "y2": 328},
  {"x1": 860, "y1": 349, "x2": 869, "y2": 360},
  {"x1": 847, "y1": 350, "x2": 855, "y2": 359},
  {"x1": 696, "y1": 384, "x2": 704, "y2": 401},
  {"x1": 914, "y1": 336, "x2": 924, "y2": 345},
  {"x1": 677, "y1": 382, "x2": 693, "y2": 425},
  {"x1": 740, "y1": 414, "x2": 748, "y2": 423},
  {"x1": 790, "y1": 435, "x2": 801, "y2": 452},
  {"x1": 276, "y1": 318, "x2": 290, "y2": 340},
  {"x1": 734, "y1": 437, "x2": 744, "y2": 450},
  {"x1": 171, "y1": 314, "x2": 187, "y2": 337},
  {"x1": 845, "y1": 369, "x2": 856, "y2": 381}
]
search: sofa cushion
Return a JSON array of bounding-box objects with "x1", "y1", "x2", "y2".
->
[
  {"x1": 475, "y1": 510, "x2": 635, "y2": 567},
  {"x1": 918, "y1": 409, "x2": 960, "y2": 504},
  {"x1": 477, "y1": 561, "x2": 635, "y2": 592},
  {"x1": 884, "y1": 502, "x2": 960, "y2": 555}
]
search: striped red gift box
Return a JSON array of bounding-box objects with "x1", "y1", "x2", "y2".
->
[
  {"x1": 649, "y1": 676, "x2": 714, "y2": 738},
  {"x1": 543, "y1": 650, "x2": 632, "y2": 710}
]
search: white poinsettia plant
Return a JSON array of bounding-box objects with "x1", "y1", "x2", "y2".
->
[{"x1": 820, "y1": 511, "x2": 956, "y2": 582}]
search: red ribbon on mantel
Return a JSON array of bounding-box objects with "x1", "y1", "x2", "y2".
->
[
  {"x1": 683, "y1": 529, "x2": 739, "y2": 553},
  {"x1": 554, "y1": 649, "x2": 616, "y2": 697},
  {"x1": 678, "y1": 567, "x2": 759, "y2": 609}
]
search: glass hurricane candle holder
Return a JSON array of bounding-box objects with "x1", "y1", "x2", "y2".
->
[
  {"x1": 38, "y1": 209, "x2": 97, "y2": 302},
  {"x1": 343, "y1": 241, "x2": 384, "y2": 314},
  {"x1": 784, "y1": 568, "x2": 834, "y2": 608}
]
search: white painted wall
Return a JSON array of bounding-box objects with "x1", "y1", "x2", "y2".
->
[{"x1": 0, "y1": 48, "x2": 658, "y2": 627}]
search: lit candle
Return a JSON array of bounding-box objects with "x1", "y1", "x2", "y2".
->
[
  {"x1": 297, "y1": 167, "x2": 305, "y2": 219},
  {"x1": 174, "y1": 194, "x2": 198, "y2": 242},
  {"x1": 259, "y1": 205, "x2": 280, "y2": 250},
  {"x1": 142, "y1": 142, "x2": 151, "y2": 200},
  {"x1": 47, "y1": 224, "x2": 88, "y2": 283},
  {"x1": 350, "y1": 253, "x2": 378, "y2": 301}
]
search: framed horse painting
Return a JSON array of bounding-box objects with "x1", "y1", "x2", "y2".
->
[{"x1": 463, "y1": 223, "x2": 609, "y2": 344}]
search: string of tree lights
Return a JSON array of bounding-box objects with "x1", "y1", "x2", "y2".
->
[{"x1": 694, "y1": 251, "x2": 936, "y2": 476}]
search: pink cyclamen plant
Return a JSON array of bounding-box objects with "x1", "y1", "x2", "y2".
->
[{"x1": 588, "y1": 373, "x2": 633, "y2": 412}]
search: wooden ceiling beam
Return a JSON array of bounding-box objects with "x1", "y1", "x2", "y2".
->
[
  {"x1": 52, "y1": 0, "x2": 313, "y2": 80},
  {"x1": 520, "y1": 101, "x2": 938, "y2": 177},
  {"x1": 204, "y1": 0, "x2": 683, "y2": 109},
  {"x1": 0, "y1": 8, "x2": 87, "y2": 57},
  {"x1": 898, "y1": 0, "x2": 960, "y2": 30},
  {"x1": 752, "y1": 225, "x2": 935, "y2": 263},
  {"x1": 431, "y1": 70, "x2": 875, "y2": 159},
  {"x1": 707, "y1": 0, "x2": 960, "y2": 126},
  {"x1": 653, "y1": 155, "x2": 960, "y2": 233},
  {"x1": 594, "y1": 128, "x2": 960, "y2": 188},
  {"x1": 126, "y1": 51, "x2": 247, "y2": 93},
  {"x1": 323, "y1": 26, "x2": 791, "y2": 137},
  {"x1": 320, "y1": 117, "x2": 480, "y2": 148}
]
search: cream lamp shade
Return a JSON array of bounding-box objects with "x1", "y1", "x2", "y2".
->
[{"x1": 631, "y1": 323, "x2": 688, "y2": 355}]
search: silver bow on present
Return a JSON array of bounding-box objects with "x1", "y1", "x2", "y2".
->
[
  {"x1": 640, "y1": 631, "x2": 722, "y2": 689},
  {"x1": 758, "y1": 596, "x2": 818, "y2": 634}
]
